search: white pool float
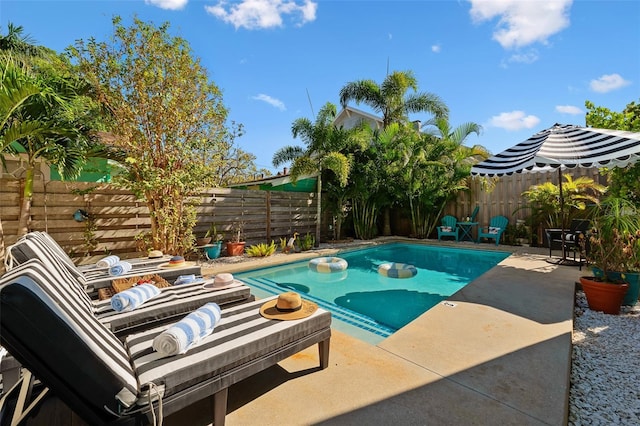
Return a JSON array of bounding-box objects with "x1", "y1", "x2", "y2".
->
[{"x1": 308, "y1": 257, "x2": 348, "y2": 273}]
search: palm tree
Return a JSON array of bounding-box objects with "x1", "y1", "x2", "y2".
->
[
  {"x1": 339, "y1": 70, "x2": 449, "y2": 234},
  {"x1": 339, "y1": 70, "x2": 449, "y2": 128},
  {"x1": 273, "y1": 102, "x2": 367, "y2": 245},
  {"x1": 1, "y1": 57, "x2": 88, "y2": 234}
]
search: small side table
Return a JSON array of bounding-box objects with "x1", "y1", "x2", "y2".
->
[{"x1": 458, "y1": 222, "x2": 478, "y2": 242}]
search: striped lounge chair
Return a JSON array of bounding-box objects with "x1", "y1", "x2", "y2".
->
[
  {"x1": 0, "y1": 260, "x2": 331, "y2": 425},
  {"x1": 5, "y1": 231, "x2": 201, "y2": 294}
]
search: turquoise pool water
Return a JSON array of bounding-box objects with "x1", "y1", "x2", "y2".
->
[{"x1": 236, "y1": 243, "x2": 509, "y2": 344}]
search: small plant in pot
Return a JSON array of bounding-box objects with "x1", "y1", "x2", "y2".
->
[
  {"x1": 226, "y1": 221, "x2": 246, "y2": 256},
  {"x1": 580, "y1": 196, "x2": 640, "y2": 314},
  {"x1": 204, "y1": 229, "x2": 224, "y2": 259}
]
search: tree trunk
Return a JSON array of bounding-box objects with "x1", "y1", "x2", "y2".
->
[
  {"x1": 315, "y1": 175, "x2": 322, "y2": 247},
  {"x1": 17, "y1": 168, "x2": 35, "y2": 236},
  {"x1": 382, "y1": 207, "x2": 391, "y2": 235}
]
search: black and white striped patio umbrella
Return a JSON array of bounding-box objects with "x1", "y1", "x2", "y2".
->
[
  {"x1": 470, "y1": 123, "x2": 640, "y2": 262},
  {"x1": 470, "y1": 123, "x2": 640, "y2": 177}
]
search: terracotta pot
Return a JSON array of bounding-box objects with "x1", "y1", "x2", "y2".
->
[
  {"x1": 579, "y1": 276, "x2": 629, "y2": 315},
  {"x1": 226, "y1": 241, "x2": 246, "y2": 257},
  {"x1": 196, "y1": 237, "x2": 212, "y2": 246}
]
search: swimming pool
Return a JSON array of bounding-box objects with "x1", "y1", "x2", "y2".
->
[{"x1": 236, "y1": 243, "x2": 510, "y2": 344}]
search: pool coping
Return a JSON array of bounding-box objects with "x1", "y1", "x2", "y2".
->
[{"x1": 176, "y1": 238, "x2": 580, "y2": 425}]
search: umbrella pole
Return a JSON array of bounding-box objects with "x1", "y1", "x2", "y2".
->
[{"x1": 558, "y1": 168, "x2": 567, "y2": 261}]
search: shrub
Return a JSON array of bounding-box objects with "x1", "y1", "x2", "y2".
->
[
  {"x1": 299, "y1": 233, "x2": 315, "y2": 251},
  {"x1": 245, "y1": 241, "x2": 277, "y2": 257}
]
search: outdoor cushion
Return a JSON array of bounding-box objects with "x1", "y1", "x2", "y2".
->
[
  {"x1": 125, "y1": 296, "x2": 332, "y2": 403},
  {"x1": 1, "y1": 260, "x2": 331, "y2": 425},
  {"x1": 94, "y1": 280, "x2": 252, "y2": 336},
  {"x1": 5, "y1": 231, "x2": 200, "y2": 292},
  {"x1": 0, "y1": 260, "x2": 138, "y2": 422},
  {"x1": 5, "y1": 236, "x2": 253, "y2": 336}
]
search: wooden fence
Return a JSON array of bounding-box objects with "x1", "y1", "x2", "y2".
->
[
  {"x1": 0, "y1": 167, "x2": 606, "y2": 263},
  {"x1": 443, "y1": 168, "x2": 605, "y2": 238},
  {"x1": 0, "y1": 178, "x2": 316, "y2": 264}
]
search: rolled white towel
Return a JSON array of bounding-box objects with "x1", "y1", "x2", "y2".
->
[
  {"x1": 97, "y1": 255, "x2": 120, "y2": 268},
  {"x1": 153, "y1": 303, "x2": 221, "y2": 357},
  {"x1": 109, "y1": 261, "x2": 132, "y2": 276},
  {"x1": 110, "y1": 283, "x2": 160, "y2": 312},
  {"x1": 174, "y1": 274, "x2": 196, "y2": 285}
]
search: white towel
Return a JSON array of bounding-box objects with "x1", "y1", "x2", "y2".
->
[
  {"x1": 174, "y1": 274, "x2": 197, "y2": 285},
  {"x1": 109, "y1": 261, "x2": 132, "y2": 276},
  {"x1": 152, "y1": 303, "x2": 222, "y2": 357},
  {"x1": 110, "y1": 283, "x2": 161, "y2": 312},
  {"x1": 97, "y1": 255, "x2": 120, "y2": 268}
]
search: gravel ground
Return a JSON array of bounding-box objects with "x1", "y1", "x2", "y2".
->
[{"x1": 570, "y1": 292, "x2": 640, "y2": 425}]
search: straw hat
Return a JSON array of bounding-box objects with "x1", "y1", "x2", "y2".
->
[
  {"x1": 148, "y1": 250, "x2": 164, "y2": 259},
  {"x1": 260, "y1": 292, "x2": 318, "y2": 321},
  {"x1": 203, "y1": 273, "x2": 244, "y2": 290}
]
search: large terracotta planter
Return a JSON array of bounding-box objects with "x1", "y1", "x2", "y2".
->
[
  {"x1": 226, "y1": 241, "x2": 246, "y2": 257},
  {"x1": 579, "y1": 276, "x2": 629, "y2": 315},
  {"x1": 591, "y1": 267, "x2": 640, "y2": 306}
]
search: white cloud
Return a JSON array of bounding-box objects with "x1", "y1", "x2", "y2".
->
[
  {"x1": 488, "y1": 111, "x2": 540, "y2": 131},
  {"x1": 252, "y1": 94, "x2": 286, "y2": 111},
  {"x1": 205, "y1": 0, "x2": 317, "y2": 30},
  {"x1": 145, "y1": 0, "x2": 188, "y2": 10},
  {"x1": 589, "y1": 73, "x2": 631, "y2": 93},
  {"x1": 556, "y1": 105, "x2": 582, "y2": 115},
  {"x1": 469, "y1": 0, "x2": 572, "y2": 49},
  {"x1": 431, "y1": 44, "x2": 441, "y2": 53},
  {"x1": 507, "y1": 50, "x2": 539, "y2": 64}
]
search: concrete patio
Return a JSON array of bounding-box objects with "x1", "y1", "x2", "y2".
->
[{"x1": 168, "y1": 243, "x2": 581, "y2": 425}]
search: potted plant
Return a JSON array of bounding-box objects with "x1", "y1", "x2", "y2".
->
[
  {"x1": 204, "y1": 228, "x2": 224, "y2": 260},
  {"x1": 226, "y1": 221, "x2": 246, "y2": 256},
  {"x1": 580, "y1": 196, "x2": 640, "y2": 313},
  {"x1": 193, "y1": 223, "x2": 214, "y2": 246}
]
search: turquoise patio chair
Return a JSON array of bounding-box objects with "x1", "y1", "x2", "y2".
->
[
  {"x1": 477, "y1": 215, "x2": 509, "y2": 246},
  {"x1": 437, "y1": 215, "x2": 459, "y2": 242}
]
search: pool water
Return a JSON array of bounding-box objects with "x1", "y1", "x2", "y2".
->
[{"x1": 236, "y1": 243, "x2": 509, "y2": 344}]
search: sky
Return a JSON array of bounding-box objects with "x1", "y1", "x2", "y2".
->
[{"x1": 2, "y1": 0, "x2": 639, "y2": 174}]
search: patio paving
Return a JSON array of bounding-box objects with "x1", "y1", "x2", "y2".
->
[{"x1": 167, "y1": 241, "x2": 581, "y2": 425}]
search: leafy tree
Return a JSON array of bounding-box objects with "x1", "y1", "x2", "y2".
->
[
  {"x1": 69, "y1": 16, "x2": 237, "y2": 254},
  {"x1": 273, "y1": 102, "x2": 368, "y2": 243},
  {"x1": 1, "y1": 33, "x2": 97, "y2": 237},
  {"x1": 585, "y1": 99, "x2": 640, "y2": 205},
  {"x1": 377, "y1": 118, "x2": 485, "y2": 238},
  {"x1": 339, "y1": 70, "x2": 449, "y2": 235}
]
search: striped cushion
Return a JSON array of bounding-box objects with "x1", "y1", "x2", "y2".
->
[
  {"x1": 6, "y1": 233, "x2": 88, "y2": 285},
  {"x1": 6, "y1": 238, "x2": 95, "y2": 313},
  {"x1": 95, "y1": 281, "x2": 252, "y2": 335},
  {"x1": 11, "y1": 232, "x2": 200, "y2": 290},
  {"x1": 125, "y1": 296, "x2": 332, "y2": 401},
  {"x1": 0, "y1": 260, "x2": 138, "y2": 416}
]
